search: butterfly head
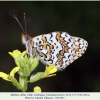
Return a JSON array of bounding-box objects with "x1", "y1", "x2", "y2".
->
[{"x1": 22, "y1": 33, "x2": 29, "y2": 45}]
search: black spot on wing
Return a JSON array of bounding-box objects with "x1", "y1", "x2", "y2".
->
[
  {"x1": 39, "y1": 41, "x2": 41, "y2": 44},
  {"x1": 47, "y1": 58, "x2": 53, "y2": 64}
]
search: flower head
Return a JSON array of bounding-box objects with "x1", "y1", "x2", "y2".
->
[
  {"x1": 34, "y1": 86, "x2": 41, "y2": 92},
  {"x1": 0, "y1": 66, "x2": 22, "y2": 90},
  {"x1": 8, "y1": 50, "x2": 39, "y2": 77},
  {"x1": 43, "y1": 64, "x2": 58, "y2": 77},
  {"x1": 0, "y1": 67, "x2": 19, "y2": 81},
  {"x1": 8, "y1": 50, "x2": 26, "y2": 59}
]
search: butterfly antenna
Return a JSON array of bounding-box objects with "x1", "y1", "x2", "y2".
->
[
  {"x1": 23, "y1": 13, "x2": 27, "y2": 34},
  {"x1": 13, "y1": 15, "x2": 25, "y2": 33}
]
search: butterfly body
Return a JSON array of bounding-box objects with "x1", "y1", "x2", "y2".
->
[{"x1": 22, "y1": 31, "x2": 88, "y2": 71}]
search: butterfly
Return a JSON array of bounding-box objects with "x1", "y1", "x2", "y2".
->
[
  {"x1": 14, "y1": 14, "x2": 88, "y2": 71},
  {"x1": 22, "y1": 31, "x2": 88, "y2": 71}
]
